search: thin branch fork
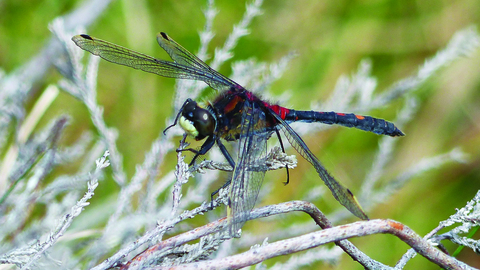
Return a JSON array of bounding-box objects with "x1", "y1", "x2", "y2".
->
[
  {"x1": 159, "y1": 220, "x2": 468, "y2": 270},
  {"x1": 120, "y1": 201, "x2": 471, "y2": 270}
]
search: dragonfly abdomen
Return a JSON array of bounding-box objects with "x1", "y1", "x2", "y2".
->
[{"x1": 285, "y1": 110, "x2": 404, "y2": 137}]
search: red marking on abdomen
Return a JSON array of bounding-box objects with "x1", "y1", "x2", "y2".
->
[
  {"x1": 280, "y1": 107, "x2": 290, "y2": 119},
  {"x1": 336, "y1": 113, "x2": 346, "y2": 116},
  {"x1": 268, "y1": 105, "x2": 289, "y2": 119},
  {"x1": 355, "y1": 115, "x2": 365, "y2": 120}
]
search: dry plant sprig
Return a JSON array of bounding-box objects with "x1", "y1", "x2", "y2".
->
[
  {"x1": 0, "y1": 0, "x2": 113, "y2": 144},
  {"x1": 0, "y1": 151, "x2": 109, "y2": 268},
  {"x1": 164, "y1": 219, "x2": 472, "y2": 270},
  {"x1": 89, "y1": 195, "x2": 227, "y2": 270},
  {"x1": 0, "y1": 116, "x2": 67, "y2": 205},
  {"x1": 189, "y1": 146, "x2": 297, "y2": 173},
  {"x1": 120, "y1": 201, "x2": 473, "y2": 270},
  {"x1": 18, "y1": 151, "x2": 110, "y2": 270},
  {"x1": 395, "y1": 190, "x2": 480, "y2": 269}
]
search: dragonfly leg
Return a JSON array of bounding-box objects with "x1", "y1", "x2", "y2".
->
[
  {"x1": 177, "y1": 135, "x2": 216, "y2": 166},
  {"x1": 216, "y1": 137, "x2": 235, "y2": 169},
  {"x1": 177, "y1": 147, "x2": 201, "y2": 165},
  {"x1": 163, "y1": 99, "x2": 193, "y2": 135},
  {"x1": 209, "y1": 179, "x2": 232, "y2": 209},
  {"x1": 275, "y1": 128, "x2": 290, "y2": 185},
  {"x1": 206, "y1": 137, "x2": 236, "y2": 210}
]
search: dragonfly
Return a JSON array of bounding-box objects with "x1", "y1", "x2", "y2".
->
[{"x1": 72, "y1": 32, "x2": 404, "y2": 235}]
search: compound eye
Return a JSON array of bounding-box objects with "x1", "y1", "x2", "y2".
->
[
  {"x1": 183, "y1": 100, "x2": 197, "y2": 120},
  {"x1": 192, "y1": 108, "x2": 215, "y2": 140},
  {"x1": 179, "y1": 102, "x2": 215, "y2": 140}
]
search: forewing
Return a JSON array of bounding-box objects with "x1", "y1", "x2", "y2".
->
[
  {"x1": 156, "y1": 32, "x2": 240, "y2": 91},
  {"x1": 227, "y1": 101, "x2": 269, "y2": 236},
  {"x1": 268, "y1": 108, "x2": 368, "y2": 220},
  {"x1": 71, "y1": 34, "x2": 235, "y2": 91}
]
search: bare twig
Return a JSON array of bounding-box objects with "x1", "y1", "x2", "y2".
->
[
  {"x1": 153, "y1": 218, "x2": 471, "y2": 270},
  {"x1": 120, "y1": 201, "x2": 467, "y2": 270}
]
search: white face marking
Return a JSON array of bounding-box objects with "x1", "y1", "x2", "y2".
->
[
  {"x1": 179, "y1": 116, "x2": 199, "y2": 138},
  {"x1": 202, "y1": 112, "x2": 208, "y2": 121}
]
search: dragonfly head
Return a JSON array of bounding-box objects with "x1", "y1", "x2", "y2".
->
[{"x1": 179, "y1": 99, "x2": 215, "y2": 140}]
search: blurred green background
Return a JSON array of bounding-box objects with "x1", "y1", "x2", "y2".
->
[{"x1": 1, "y1": 0, "x2": 480, "y2": 269}]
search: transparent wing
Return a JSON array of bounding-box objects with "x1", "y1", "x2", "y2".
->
[
  {"x1": 71, "y1": 34, "x2": 238, "y2": 92},
  {"x1": 268, "y1": 108, "x2": 369, "y2": 220},
  {"x1": 227, "y1": 101, "x2": 269, "y2": 236},
  {"x1": 156, "y1": 32, "x2": 240, "y2": 91}
]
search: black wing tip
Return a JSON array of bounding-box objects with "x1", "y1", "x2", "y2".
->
[
  {"x1": 79, "y1": 34, "x2": 93, "y2": 40},
  {"x1": 160, "y1": 32, "x2": 169, "y2": 40}
]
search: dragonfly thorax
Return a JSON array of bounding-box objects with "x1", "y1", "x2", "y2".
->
[{"x1": 179, "y1": 99, "x2": 216, "y2": 141}]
